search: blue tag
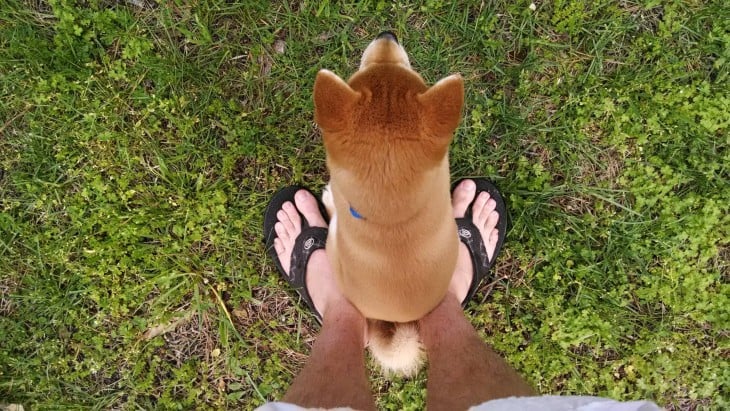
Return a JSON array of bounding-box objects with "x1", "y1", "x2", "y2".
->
[{"x1": 349, "y1": 205, "x2": 364, "y2": 220}]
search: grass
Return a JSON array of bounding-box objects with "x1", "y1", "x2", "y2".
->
[{"x1": 0, "y1": 0, "x2": 727, "y2": 409}]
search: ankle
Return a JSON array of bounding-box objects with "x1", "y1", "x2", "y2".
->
[
  {"x1": 449, "y1": 244, "x2": 473, "y2": 303},
  {"x1": 418, "y1": 294, "x2": 468, "y2": 346},
  {"x1": 321, "y1": 298, "x2": 368, "y2": 346},
  {"x1": 305, "y1": 250, "x2": 337, "y2": 316}
]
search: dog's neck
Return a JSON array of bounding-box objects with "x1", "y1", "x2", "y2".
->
[{"x1": 333, "y1": 157, "x2": 450, "y2": 225}]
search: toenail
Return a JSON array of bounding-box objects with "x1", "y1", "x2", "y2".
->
[
  {"x1": 464, "y1": 180, "x2": 476, "y2": 191},
  {"x1": 295, "y1": 190, "x2": 308, "y2": 201}
]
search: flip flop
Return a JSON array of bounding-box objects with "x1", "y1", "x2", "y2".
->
[
  {"x1": 451, "y1": 178, "x2": 508, "y2": 307},
  {"x1": 263, "y1": 185, "x2": 328, "y2": 323}
]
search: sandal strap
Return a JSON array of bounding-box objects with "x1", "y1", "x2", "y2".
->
[
  {"x1": 455, "y1": 217, "x2": 491, "y2": 307},
  {"x1": 289, "y1": 226, "x2": 328, "y2": 322}
]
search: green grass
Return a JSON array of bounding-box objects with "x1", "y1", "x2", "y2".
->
[{"x1": 0, "y1": 0, "x2": 727, "y2": 409}]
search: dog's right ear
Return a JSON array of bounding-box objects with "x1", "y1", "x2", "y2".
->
[
  {"x1": 417, "y1": 74, "x2": 464, "y2": 139},
  {"x1": 314, "y1": 70, "x2": 360, "y2": 132}
]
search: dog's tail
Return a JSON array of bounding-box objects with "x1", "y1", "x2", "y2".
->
[{"x1": 367, "y1": 320, "x2": 425, "y2": 377}]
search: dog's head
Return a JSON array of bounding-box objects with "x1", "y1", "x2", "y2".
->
[{"x1": 314, "y1": 31, "x2": 464, "y2": 185}]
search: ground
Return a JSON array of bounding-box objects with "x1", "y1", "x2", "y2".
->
[{"x1": 0, "y1": 1, "x2": 728, "y2": 410}]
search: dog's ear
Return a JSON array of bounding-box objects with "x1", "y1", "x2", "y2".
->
[
  {"x1": 417, "y1": 74, "x2": 464, "y2": 139},
  {"x1": 314, "y1": 69, "x2": 360, "y2": 132}
]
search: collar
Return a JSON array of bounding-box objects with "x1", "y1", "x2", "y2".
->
[{"x1": 349, "y1": 205, "x2": 365, "y2": 220}]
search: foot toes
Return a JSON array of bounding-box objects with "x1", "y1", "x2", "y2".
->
[
  {"x1": 452, "y1": 179, "x2": 476, "y2": 218},
  {"x1": 274, "y1": 221, "x2": 289, "y2": 242},
  {"x1": 488, "y1": 229, "x2": 500, "y2": 260},
  {"x1": 273, "y1": 238, "x2": 284, "y2": 256},
  {"x1": 277, "y1": 208, "x2": 295, "y2": 235},
  {"x1": 283, "y1": 201, "x2": 302, "y2": 233},
  {"x1": 484, "y1": 208, "x2": 500, "y2": 232},
  {"x1": 295, "y1": 189, "x2": 327, "y2": 228},
  {"x1": 271, "y1": 189, "x2": 329, "y2": 280},
  {"x1": 451, "y1": 180, "x2": 505, "y2": 303},
  {"x1": 472, "y1": 192, "x2": 491, "y2": 222}
]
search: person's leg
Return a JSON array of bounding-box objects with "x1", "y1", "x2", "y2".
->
[
  {"x1": 282, "y1": 299, "x2": 373, "y2": 410},
  {"x1": 271, "y1": 189, "x2": 375, "y2": 410},
  {"x1": 419, "y1": 179, "x2": 534, "y2": 411},
  {"x1": 420, "y1": 294, "x2": 534, "y2": 410}
]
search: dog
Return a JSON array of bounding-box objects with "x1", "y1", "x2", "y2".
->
[
  {"x1": 315, "y1": 31, "x2": 464, "y2": 375},
  {"x1": 314, "y1": 32, "x2": 464, "y2": 375}
]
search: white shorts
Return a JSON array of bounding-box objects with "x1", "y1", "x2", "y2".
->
[{"x1": 255, "y1": 395, "x2": 663, "y2": 411}]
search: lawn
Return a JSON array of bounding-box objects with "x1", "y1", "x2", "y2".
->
[{"x1": 0, "y1": 0, "x2": 727, "y2": 409}]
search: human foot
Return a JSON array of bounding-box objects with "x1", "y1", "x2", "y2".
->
[
  {"x1": 449, "y1": 178, "x2": 507, "y2": 305},
  {"x1": 264, "y1": 187, "x2": 341, "y2": 320}
]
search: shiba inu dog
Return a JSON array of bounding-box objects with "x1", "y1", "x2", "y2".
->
[{"x1": 315, "y1": 31, "x2": 464, "y2": 375}]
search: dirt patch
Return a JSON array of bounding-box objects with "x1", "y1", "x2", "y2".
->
[
  {"x1": 578, "y1": 146, "x2": 624, "y2": 187},
  {"x1": 494, "y1": 249, "x2": 532, "y2": 292},
  {"x1": 155, "y1": 310, "x2": 219, "y2": 366},
  {"x1": 0, "y1": 276, "x2": 19, "y2": 316},
  {"x1": 236, "y1": 283, "x2": 317, "y2": 340},
  {"x1": 665, "y1": 397, "x2": 712, "y2": 411},
  {"x1": 551, "y1": 193, "x2": 594, "y2": 216}
]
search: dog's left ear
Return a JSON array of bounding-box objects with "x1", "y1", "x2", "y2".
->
[
  {"x1": 314, "y1": 69, "x2": 361, "y2": 133},
  {"x1": 417, "y1": 74, "x2": 464, "y2": 140}
]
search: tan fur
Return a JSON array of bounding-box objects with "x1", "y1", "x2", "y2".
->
[{"x1": 314, "y1": 35, "x2": 464, "y2": 374}]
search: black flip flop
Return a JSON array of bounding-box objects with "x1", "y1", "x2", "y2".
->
[
  {"x1": 451, "y1": 178, "x2": 508, "y2": 307},
  {"x1": 263, "y1": 185, "x2": 328, "y2": 323}
]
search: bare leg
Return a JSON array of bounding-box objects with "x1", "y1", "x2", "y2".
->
[
  {"x1": 420, "y1": 294, "x2": 534, "y2": 410},
  {"x1": 282, "y1": 298, "x2": 373, "y2": 410},
  {"x1": 419, "y1": 180, "x2": 534, "y2": 411},
  {"x1": 272, "y1": 190, "x2": 375, "y2": 410}
]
